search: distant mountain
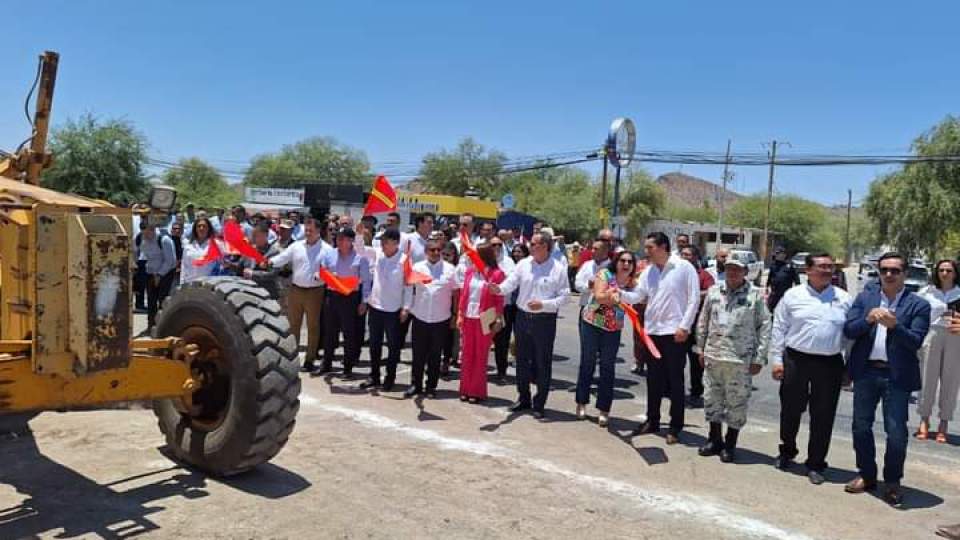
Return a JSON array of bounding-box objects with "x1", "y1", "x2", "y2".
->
[{"x1": 656, "y1": 172, "x2": 743, "y2": 209}]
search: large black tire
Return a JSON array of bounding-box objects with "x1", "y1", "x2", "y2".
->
[{"x1": 153, "y1": 276, "x2": 300, "y2": 476}]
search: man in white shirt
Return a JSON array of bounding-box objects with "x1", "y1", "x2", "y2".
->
[
  {"x1": 405, "y1": 236, "x2": 458, "y2": 398},
  {"x1": 490, "y1": 230, "x2": 569, "y2": 419},
  {"x1": 396, "y1": 212, "x2": 435, "y2": 350},
  {"x1": 360, "y1": 228, "x2": 411, "y2": 391},
  {"x1": 707, "y1": 247, "x2": 729, "y2": 283},
  {"x1": 452, "y1": 213, "x2": 478, "y2": 252},
  {"x1": 631, "y1": 232, "x2": 701, "y2": 444},
  {"x1": 768, "y1": 252, "x2": 853, "y2": 485},
  {"x1": 267, "y1": 217, "x2": 333, "y2": 373},
  {"x1": 320, "y1": 227, "x2": 371, "y2": 376},
  {"x1": 138, "y1": 220, "x2": 178, "y2": 330}
]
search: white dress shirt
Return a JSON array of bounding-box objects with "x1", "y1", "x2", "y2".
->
[
  {"x1": 768, "y1": 283, "x2": 853, "y2": 366},
  {"x1": 401, "y1": 232, "x2": 430, "y2": 264},
  {"x1": 918, "y1": 284, "x2": 960, "y2": 328},
  {"x1": 496, "y1": 251, "x2": 517, "y2": 306},
  {"x1": 575, "y1": 259, "x2": 611, "y2": 307},
  {"x1": 408, "y1": 260, "x2": 457, "y2": 323},
  {"x1": 635, "y1": 255, "x2": 701, "y2": 336},
  {"x1": 367, "y1": 249, "x2": 411, "y2": 312},
  {"x1": 464, "y1": 276, "x2": 485, "y2": 318},
  {"x1": 179, "y1": 239, "x2": 216, "y2": 284},
  {"x1": 869, "y1": 288, "x2": 905, "y2": 362},
  {"x1": 497, "y1": 256, "x2": 569, "y2": 314},
  {"x1": 269, "y1": 238, "x2": 333, "y2": 288}
]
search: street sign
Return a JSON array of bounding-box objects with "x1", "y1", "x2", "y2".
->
[
  {"x1": 501, "y1": 193, "x2": 515, "y2": 210},
  {"x1": 245, "y1": 187, "x2": 305, "y2": 206}
]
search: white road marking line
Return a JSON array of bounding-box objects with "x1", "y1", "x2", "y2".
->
[{"x1": 307, "y1": 398, "x2": 814, "y2": 540}]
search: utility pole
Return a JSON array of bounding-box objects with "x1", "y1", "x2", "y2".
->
[
  {"x1": 716, "y1": 139, "x2": 732, "y2": 252},
  {"x1": 761, "y1": 140, "x2": 778, "y2": 264},
  {"x1": 600, "y1": 146, "x2": 609, "y2": 228},
  {"x1": 845, "y1": 189, "x2": 853, "y2": 265}
]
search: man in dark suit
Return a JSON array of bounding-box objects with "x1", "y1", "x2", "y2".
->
[{"x1": 843, "y1": 252, "x2": 930, "y2": 506}]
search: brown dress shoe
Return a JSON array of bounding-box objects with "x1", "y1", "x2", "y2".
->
[
  {"x1": 882, "y1": 483, "x2": 904, "y2": 506},
  {"x1": 936, "y1": 523, "x2": 960, "y2": 539},
  {"x1": 844, "y1": 476, "x2": 878, "y2": 494}
]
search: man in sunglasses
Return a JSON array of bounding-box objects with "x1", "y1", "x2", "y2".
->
[{"x1": 843, "y1": 252, "x2": 930, "y2": 506}]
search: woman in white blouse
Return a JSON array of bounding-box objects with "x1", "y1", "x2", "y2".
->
[
  {"x1": 916, "y1": 259, "x2": 960, "y2": 443},
  {"x1": 179, "y1": 217, "x2": 218, "y2": 284}
]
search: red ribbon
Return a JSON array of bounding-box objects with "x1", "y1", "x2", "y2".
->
[
  {"x1": 621, "y1": 302, "x2": 662, "y2": 359},
  {"x1": 223, "y1": 220, "x2": 266, "y2": 264},
  {"x1": 318, "y1": 267, "x2": 360, "y2": 296},
  {"x1": 192, "y1": 237, "x2": 223, "y2": 267},
  {"x1": 460, "y1": 232, "x2": 487, "y2": 275},
  {"x1": 403, "y1": 243, "x2": 433, "y2": 285}
]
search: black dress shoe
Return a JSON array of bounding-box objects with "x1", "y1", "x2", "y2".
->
[
  {"x1": 403, "y1": 387, "x2": 420, "y2": 399},
  {"x1": 775, "y1": 454, "x2": 795, "y2": 471},
  {"x1": 508, "y1": 401, "x2": 531, "y2": 413},
  {"x1": 808, "y1": 470, "x2": 826, "y2": 485},
  {"x1": 382, "y1": 382, "x2": 394, "y2": 392},
  {"x1": 300, "y1": 363, "x2": 316, "y2": 373},
  {"x1": 359, "y1": 379, "x2": 381, "y2": 389},
  {"x1": 720, "y1": 448, "x2": 736, "y2": 463},
  {"x1": 532, "y1": 409, "x2": 545, "y2": 419},
  {"x1": 631, "y1": 421, "x2": 659, "y2": 436},
  {"x1": 315, "y1": 364, "x2": 332, "y2": 375},
  {"x1": 698, "y1": 440, "x2": 724, "y2": 457},
  {"x1": 425, "y1": 390, "x2": 437, "y2": 399}
]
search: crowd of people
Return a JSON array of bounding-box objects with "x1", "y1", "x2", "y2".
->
[{"x1": 134, "y1": 204, "x2": 960, "y2": 519}]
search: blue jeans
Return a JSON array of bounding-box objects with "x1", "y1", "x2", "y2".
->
[
  {"x1": 576, "y1": 321, "x2": 621, "y2": 412},
  {"x1": 852, "y1": 367, "x2": 910, "y2": 483}
]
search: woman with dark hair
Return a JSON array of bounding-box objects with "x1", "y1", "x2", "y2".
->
[
  {"x1": 456, "y1": 242, "x2": 505, "y2": 402},
  {"x1": 511, "y1": 243, "x2": 530, "y2": 262},
  {"x1": 916, "y1": 259, "x2": 960, "y2": 442},
  {"x1": 441, "y1": 242, "x2": 461, "y2": 375},
  {"x1": 576, "y1": 250, "x2": 641, "y2": 426},
  {"x1": 179, "y1": 217, "x2": 218, "y2": 284}
]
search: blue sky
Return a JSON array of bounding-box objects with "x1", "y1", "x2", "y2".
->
[{"x1": 2, "y1": 0, "x2": 958, "y2": 206}]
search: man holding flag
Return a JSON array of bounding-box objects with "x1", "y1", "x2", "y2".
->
[{"x1": 266, "y1": 217, "x2": 333, "y2": 373}]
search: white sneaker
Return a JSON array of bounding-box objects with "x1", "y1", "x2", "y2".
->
[
  {"x1": 576, "y1": 404, "x2": 586, "y2": 420},
  {"x1": 598, "y1": 413, "x2": 609, "y2": 427}
]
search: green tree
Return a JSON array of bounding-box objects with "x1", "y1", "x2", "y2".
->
[
  {"x1": 727, "y1": 194, "x2": 829, "y2": 253},
  {"x1": 44, "y1": 114, "x2": 150, "y2": 205},
  {"x1": 244, "y1": 137, "x2": 370, "y2": 188},
  {"x1": 419, "y1": 138, "x2": 506, "y2": 197},
  {"x1": 864, "y1": 116, "x2": 960, "y2": 258},
  {"x1": 616, "y1": 168, "x2": 666, "y2": 247},
  {"x1": 162, "y1": 158, "x2": 240, "y2": 209}
]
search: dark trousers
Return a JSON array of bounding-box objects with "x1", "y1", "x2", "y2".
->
[
  {"x1": 852, "y1": 366, "x2": 910, "y2": 483},
  {"x1": 146, "y1": 270, "x2": 176, "y2": 327},
  {"x1": 645, "y1": 334, "x2": 687, "y2": 433},
  {"x1": 134, "y1": 260, "x2": 148, "y2": 308},
  {"x1": 779, "y1": 348, "x2": 843, "y2": 471},
  {"x1": 688, "y1": 334, "x2": 704, "y2": 398},
  {"x1": 368, "y1": 307, "x2": 402, "y2": 384},
  {"x1": 514, "y1": 311, "x2": 557, "y2": 411},
  {"x1": 323, "y1": 292, "x2": 361, "y2": 371},
  {"x1": 398, "y1": 316, "x2": 412, "y2": 349},
  {"x1": 576, "y1": 321, "x2": 621, "y2": 412},
  {"x1": 493, "y1": 304, "x2": 518, "y2": 377},
  {"x1": 411, "y1": 317, "x2": 448, "y2": 391}
]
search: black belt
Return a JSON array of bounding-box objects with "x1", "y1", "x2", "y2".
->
[
  {"x1": 518, "y1": 311, "x2": 557, "y2": 319},
  {"x1": 867, "y1": 360, "x2": 890, "y2": 369},
  {"x1": 290, "y1": 284, "x2": 323, "y2": 290}
]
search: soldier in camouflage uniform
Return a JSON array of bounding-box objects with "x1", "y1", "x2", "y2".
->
[{"x1": 694, "y1": 258, "x2": 771, "y2": 463}]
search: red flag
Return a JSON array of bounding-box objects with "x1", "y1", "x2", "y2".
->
[
  {"x1": 192, "y1": 237, "x2": 223, "y2": 267},
  {"x1": 363, "y1": 175, "x2": 398, "y2": 216},
  {"x1": 403, "y1": 243, "x2": 433, "y2": 285},
  {"x1": 318, "y1": 267, "x2": 360, "y2": 296},
  {"x1": 224, "y1": 221, "x2": 266, "y2": 264},
  {"x1": 459, "y1": 232, "x2": 487, "y2": 275},
  {"x1": 621, "y1": 302, "x2": 661, "y2": 359}
]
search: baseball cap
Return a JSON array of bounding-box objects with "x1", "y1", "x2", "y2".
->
[
  {"x1": 279, "y1": 219, "x2": 294, "y2": 229},
  {"x1": 724, "y1": 258, "x2": 747, "y2": 269}
]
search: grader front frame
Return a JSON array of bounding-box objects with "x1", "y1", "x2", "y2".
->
[{"x1": 0, "y1": 51, "x2": 301, "y2": 476}]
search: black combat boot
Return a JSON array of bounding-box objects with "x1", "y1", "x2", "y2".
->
[
  {"x1": 698, "y1": 422, "x2": 724, "y2": 457},
  {"x1": 720, "y1": 427, "x2": 740, "y2": 463}
]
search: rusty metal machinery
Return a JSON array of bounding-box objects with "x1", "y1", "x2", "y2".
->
[{"x1": 0, "y1": 51, "x2": 300, "y2": 476}]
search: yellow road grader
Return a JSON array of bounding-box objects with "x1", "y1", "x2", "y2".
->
[{"x1": 0, "y1": 51, "x2": 301, "y2": 475}]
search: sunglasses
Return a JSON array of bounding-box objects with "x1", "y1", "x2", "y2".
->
[{"x1": 879, "y1": 267, "x2": 903, "y2": 275}]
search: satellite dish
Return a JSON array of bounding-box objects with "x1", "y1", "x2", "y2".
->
[{"x1": 606, "y1": 117, "x2": 636, "y2": 168}]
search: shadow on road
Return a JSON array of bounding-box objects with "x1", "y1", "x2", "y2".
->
[{"x1": 0, "y1": 424, "x2": 311, "y2": 539}]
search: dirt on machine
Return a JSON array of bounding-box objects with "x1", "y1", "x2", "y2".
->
[{"x1": 0, "y1": 51, "x2": 301, "y2": 476}]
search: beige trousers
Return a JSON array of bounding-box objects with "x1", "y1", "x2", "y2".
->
[
  {"x1": 287, "y1": 285, "x2": 325, "y2": 364},
  {"x1": 918, "y1": 326, "x2": 960, "y2": 422}
]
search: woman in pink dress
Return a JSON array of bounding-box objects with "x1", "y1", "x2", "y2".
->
[{"x1": 457, "y1": 243, "x2": 505, "y2": 403}]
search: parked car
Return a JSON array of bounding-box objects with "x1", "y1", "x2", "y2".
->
[
  {"x1": 708, "y1": 249, "x2": 763, "y2": 282},
  {"x1": 905, "y1": 263, "x2": 930, "y2": 293},
  {"x1": 792, "y1": 252, "x2": 810, "y2": 273}
]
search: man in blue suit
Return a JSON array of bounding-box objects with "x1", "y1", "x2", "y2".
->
[{"x1": 843, "y1": 252, "x2": 930, "y2": 506}]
